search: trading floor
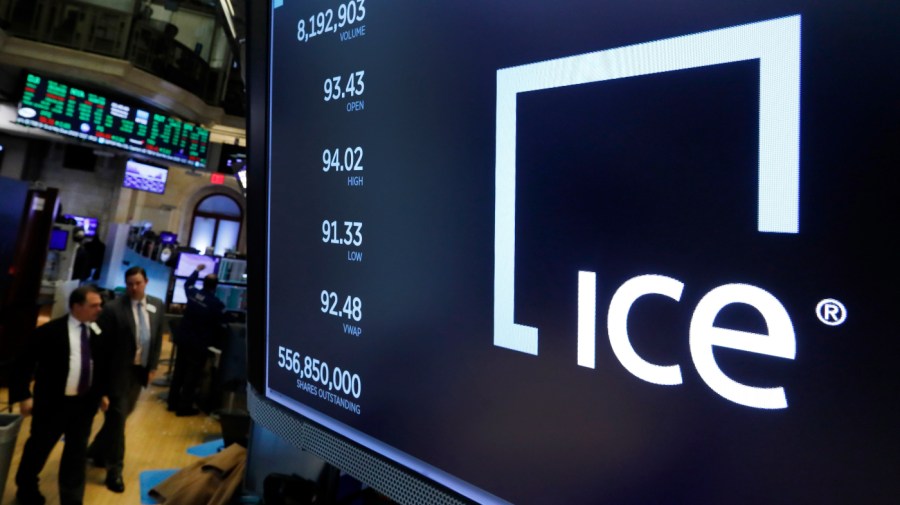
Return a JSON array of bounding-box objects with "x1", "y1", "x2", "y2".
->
[{"x1": 1, "y1": 339, "x2": 223, "y2": 505}]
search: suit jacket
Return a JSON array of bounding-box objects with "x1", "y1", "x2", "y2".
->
[
  {"x1": 149, "y1": 443, "x2": 246, "y2": 505},
  {"x1": 178, "y1": 269, "x2": 227, "y2": 352},
  {"x1": 9, "y1": 315, "x2": 106, "y2": 406},
  {"x1": 99, "y1": 293, "x2": 166, "y2": 396}
]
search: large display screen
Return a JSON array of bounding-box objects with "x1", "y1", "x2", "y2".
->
[
  {"x1": 17, "y1": 72, "x2": 209, "y2": 167},
  {"x1": 260, "y1": 2, "x2": 899, "y2": 503},
  {"x1": 63, "y1": 214, "x2": 98, "y2": 237},
  {"x1": 123, "y1": 159, "x2": 168, "y2": 194}
]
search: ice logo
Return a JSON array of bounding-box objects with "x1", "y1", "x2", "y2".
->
[{"x1": 493, "y1": 16, "x2": 801, "y2": 410}]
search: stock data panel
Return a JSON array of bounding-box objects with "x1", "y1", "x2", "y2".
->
[
  {"x1": 264, "y1": 2, "x2": 899, "y2": 504},
  {"x1": 17, "y1": 72, "x2": 209, "y2": 167}
]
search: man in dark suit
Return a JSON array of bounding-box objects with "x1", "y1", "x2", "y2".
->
[
  {"x1": 167, "y1": 263, "x2": 226, "y2": 416},
  {"x1": 87, "y1": 266, "x2": 166, "y2": 493},
  {"x1": 11, "y1": 286, "x2": 107, "y2": 505}
]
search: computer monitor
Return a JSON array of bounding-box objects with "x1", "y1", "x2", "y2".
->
[
  {"x1": 171, "y1": 277, "x2": 204, "y2": 304},
  {"x1": 172, "y1": 277, "x2": 246, "y2": 312},
  {"x1": 174, "y1": 252, "x2": 219, "y2": 278},
  {"x1": 247, "y1": 2, "x2": 900, "y2": 504},
  {"x1": 48, "y1": 228, "x2": 68, "y2": 251},
  {"x1": 159, "y1": 231, "x2": 178, "y2": 244},
  {"x1": 218, "y1": 258, "x2": 247, "y2": 285},
  {"x1": 216, "y1": 284, "x2": 248, "y2": 312}
]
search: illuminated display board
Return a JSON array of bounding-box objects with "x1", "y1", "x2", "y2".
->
[
  {"x1": 251, "y1": 1, "x2": 900, "y2": 504},
  {"x1": 17, "y1": 73, "x2": 209, "y2": 167}
]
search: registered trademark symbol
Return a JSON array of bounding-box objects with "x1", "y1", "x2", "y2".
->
[{"x1": 816, "y1": 299, "x2": 847, "y2": 326}]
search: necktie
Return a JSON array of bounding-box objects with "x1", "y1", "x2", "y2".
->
[
  {"x1": 78, "y1": 324, "x2": 91, "y2": 394},
  {"x1": 138, "y1": 302, "x2": 150, "y2": 367}
]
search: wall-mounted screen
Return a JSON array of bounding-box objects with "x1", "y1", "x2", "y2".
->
[
  {"x1": 123, "y1": 159, "x2": 168, "y2": 194},
  {"x1": 251, "y1": 1, "x2": 900, "y2": 504},
  {"x1": 174, "y1": 252, "x2": 219, "y2": 277},
  {"x1": 17, "y1": 72, "x2": 209, "y2": 167},
  {"x1": 63, "y1": 214, "x2": 98, "y2": 237},
  {"x1": 219, "y1": 144, "x2": 246, "y2": 174}
]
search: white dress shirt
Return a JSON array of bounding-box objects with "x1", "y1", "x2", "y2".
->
[
  {"x1": 131, "y1": 297, "x2": 150, "y2": 365},
  {"x1": 65, "y1": 314, "x2": 91, "y2": 396}
]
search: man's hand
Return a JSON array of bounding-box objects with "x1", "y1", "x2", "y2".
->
[
  {"x1": 148, "y1": 369, "x2": 157, "y2": 383},
  {"x1": 19, "y1": 398, "x2": 33, "y2": 417},
  {"x1": 100, "y1": 396, "x2": 110, "y2": 412}
]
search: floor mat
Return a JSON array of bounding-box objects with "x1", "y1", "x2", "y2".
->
[
  {"x1": 187, "y1": 438, "x2": 224, "y2": 457},
  {"x1": 139, "y1": 469, "x2": 179, "y2": 504}
]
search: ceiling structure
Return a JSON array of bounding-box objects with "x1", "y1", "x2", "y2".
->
[{"x1": 0, "y1": 0, "x2": 248, "y2": 146}]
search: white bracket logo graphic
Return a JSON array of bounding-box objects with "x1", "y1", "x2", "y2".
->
[{"x1": 494, "y1": 16, "x2": 801, "y2": 355}]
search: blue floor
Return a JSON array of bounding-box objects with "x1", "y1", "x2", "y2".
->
[
  {"x1": 186, "y1": 438, "x2": 224, "y2": 457},
  {"x1": 139, "y1": 469, "x2": 178, "y2": 504},
  {"x1": 138, "y1": 438, "x2": 225, "y2": 503}
]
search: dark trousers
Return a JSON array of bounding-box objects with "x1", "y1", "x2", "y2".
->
[
  {"x1": 88, "y1": 365, "x2": 143, "y2": 476},
  {"x1": 15, "y1": 395, "x2": 99, "y2": 505},
  {"x1": 168, "y1": 345, "x2": 208, "y2": 414}
]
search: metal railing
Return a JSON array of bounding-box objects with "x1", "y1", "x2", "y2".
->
[{"x1": 0, "y1": 0, "x2": 238, "y2": 112}]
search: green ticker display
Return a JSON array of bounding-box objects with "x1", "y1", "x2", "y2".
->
[{"x1": 16, "y1": 72, "x2": 209, "y2": 167}]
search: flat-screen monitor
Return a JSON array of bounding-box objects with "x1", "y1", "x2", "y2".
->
[
  {"x1": 174, "y1": 252, "x2": 219, "y2": 278},
  {"x1": 216, "y1": 284, "x2": 248, "y2": 312},
  {"x1": 171, "y1": 277, "x2": 204, "y2": 304},
  {"x1": 64, "y1": 214, "x2": 99, "y2": 237},
  {"x1": 218, "y1": 258, "x2": 247, "y2": 285},
  {"x1": 159, "y1": 231, "x2": 178, "y2": 244},
  {"x1": 48, "y1": 228, "x2": 68, "y2": 251},
  {"x1": 248, "y1": 2, "x2": 900, "y2": 504},
  {"x1": 123, "y1": 159, "x2": 168, "y2": 194},
  {"x1": 17, "y1": 72, "x2": 209, "y2": 167},
  {"x1": 172, "y1": 277, "x2": 246, "y2": 312}
]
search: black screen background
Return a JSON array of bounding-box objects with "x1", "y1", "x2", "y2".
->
[{"x1": 265, "y1": 2, "x2": 900, "y2": 503}]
